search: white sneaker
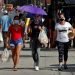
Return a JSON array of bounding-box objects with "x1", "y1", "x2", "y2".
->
[{"x1": 35, "y1": 66, "x2": 39, "y2": 71}]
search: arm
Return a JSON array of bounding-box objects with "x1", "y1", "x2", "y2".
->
[
  {"x1": 20, "y1": 25, "x2": 25, "y2": 38},
  {"x1": 68, "y1": 22, "x2": 73, "y2": 32},
  {"x1": 8, "y1": 26, "x2": 11, "y2": 40},
  {"x1": 69, "y1": 27, "x2": 73, "y2": 32}
]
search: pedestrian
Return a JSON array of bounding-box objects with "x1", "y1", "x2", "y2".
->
[
  {"x1": 53, "y1": 13, "x2": 73, "y2": 71},
  {"x1": 0, "y1": 10, "x2": 12, "y2": 49},
  {"x1": 30, "y1": 15, "x2": 43, "y2": 71},
  {"x1": 8, "y1": 16, "x2": 24, "y2": 71}
]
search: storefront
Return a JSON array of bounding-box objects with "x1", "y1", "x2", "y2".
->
[{"x1": 63, "y1": 0, "x2": 75, "y2": 19}]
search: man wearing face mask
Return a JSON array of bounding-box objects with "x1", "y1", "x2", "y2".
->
[{"x1": 53, "y1": 13, "x2": 73, "y2": 71}]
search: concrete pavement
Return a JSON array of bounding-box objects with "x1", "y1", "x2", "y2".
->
[
  {"x1": 0, "y1": 10, "x2": 75, "y2": 75},
  {"x1": 0, "y1": 42, "x2": 75, "y2": 75}
]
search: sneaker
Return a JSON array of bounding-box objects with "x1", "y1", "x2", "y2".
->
[
  {"x1": 13, "y1": 68, "x2": 17, "y2": 71},
  {"x1": 64, "y1": 64, "x2": 68, "y2": 69},
  {"x1": 35, "y1": 66, "x2": 39, "y2": 71},
  {"x1": 58, "y1": 67, "x2": 63, "y2": 71}
]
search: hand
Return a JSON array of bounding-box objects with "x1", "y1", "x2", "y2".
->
[
  {"x1": 38, "y1": 26, "x2": 42, "y2": 31},
  {"x1": 34, "y1": 26, "x2": 37, "y2": 28},
  {"x1": 42, "y1": 26, "x2": 45, "y2": 30}
]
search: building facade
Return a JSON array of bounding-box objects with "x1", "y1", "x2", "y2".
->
[{"x1": 3, "y1": 0, "x2": 51, "y2": 6}]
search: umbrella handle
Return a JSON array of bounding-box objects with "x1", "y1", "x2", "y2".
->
[{"x1": 25, "y1": 18, "x2": 30, "y2": 27}]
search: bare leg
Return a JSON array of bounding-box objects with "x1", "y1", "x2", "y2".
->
[
  {"x1": 13, "y1": 44, "x2": 23, "y2": 70},
  {"x1": 11, "y1": 47, "x2": 16, "y2": 69}
]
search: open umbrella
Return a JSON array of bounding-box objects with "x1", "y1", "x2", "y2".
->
[{"x1": 17, "y1": 5, "x2": 47, "y2": 15}]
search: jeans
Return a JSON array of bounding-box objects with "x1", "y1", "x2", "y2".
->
[
  {"x1": 31, "y1": 38, "x2": 41, "y2": 66},
  {"x1": 10, "y1": 38, "x2": 23, "y2": 47}
]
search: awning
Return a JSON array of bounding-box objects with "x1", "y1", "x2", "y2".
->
[{"x1": 64, "y1": 0, "x2": 75, "y2": 4}]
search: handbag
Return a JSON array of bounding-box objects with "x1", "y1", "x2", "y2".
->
[
  {"x1": 38, "y1": 29, "x2": 48, "y2": 45},
  {"x1": 1, "y1": 48, "x2": 9, "y2": 62}
]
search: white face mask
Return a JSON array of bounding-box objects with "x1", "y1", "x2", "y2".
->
[{"x1": 14, "y1": 20, "x2": 19, "y2": 24}]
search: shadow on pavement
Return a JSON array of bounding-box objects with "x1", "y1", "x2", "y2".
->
[
  {"x1": 0, "y1": 67, "x2": 53, "y2": 71},
  {"x1": 50, "y1": 64, "x2": 75, "y2": 72},
  {"x1": 0, "y1": 67, "x2": 34, "y2": 71},
  {"x1": 0, "y1": 47, "x2": 4, "y2": 51},
  {"x1": 0, "y1": 65, "x2": 75, "y2": 72},
  {"x1": 0, "y1": 54, "x2": 58, "y2": 58}
]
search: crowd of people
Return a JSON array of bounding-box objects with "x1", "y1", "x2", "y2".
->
[{"x1": 0, "y1": 9, "x2": 75, "y2": 71}]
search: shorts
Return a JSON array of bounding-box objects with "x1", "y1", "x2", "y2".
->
[{"x1": 10, "y1": 38, "x2": 23, "y2": 47}]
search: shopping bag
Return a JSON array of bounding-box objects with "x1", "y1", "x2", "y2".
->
[
  {"x1": 1, "y1": 48, "x2": 9, "y2": 62},
  {"x1": 38, "y1": 29, "x2": 48, "y2": 45},
  {"x1": 0, "y1": 32, "x2": 3, "y2": 42}
]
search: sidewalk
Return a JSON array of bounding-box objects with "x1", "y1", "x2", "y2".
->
[
  {"x1": 0, "y1": 42, "x2": 75, "y2": 75},
  {"x1": 0, "y1": 50, "x2": 75, "y2": 75}
]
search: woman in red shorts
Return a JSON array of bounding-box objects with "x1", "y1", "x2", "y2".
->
[{"x1": 8, "y1": 16, "x2": 24, "y2": 71}]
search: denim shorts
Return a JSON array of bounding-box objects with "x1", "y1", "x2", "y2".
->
[{"x1": 10, "y1": 38, "x2": 23, "y2": 47}]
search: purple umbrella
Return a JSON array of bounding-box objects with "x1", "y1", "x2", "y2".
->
[{"x1": 17, "y1": 5, "x2": 47, "y2": 15}]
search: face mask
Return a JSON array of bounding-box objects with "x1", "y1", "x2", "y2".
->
[
  {"x1": 59, "y1": 18, "x2": 64, "y2": 21},
  {"x1": 14, "y1": 20, "x2": 19, "y2": 24},
  {"x1": 34, "y1": 19, "x2": 40, "y2": 24}
]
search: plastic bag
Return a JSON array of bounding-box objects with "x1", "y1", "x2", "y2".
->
[
  {"x1": 0, "y1": 32, "x2": 3, "y2": 42},
  {"x1": 1, "y1": 48, "x2": 9, "y2": 62},
  {"x1": 38, "y1": 29, "x2": 48, "y2": 45}
]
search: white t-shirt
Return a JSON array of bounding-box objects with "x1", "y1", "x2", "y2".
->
[{"x1": 55, "y1": 22, "x2": 72, "y2": 42}]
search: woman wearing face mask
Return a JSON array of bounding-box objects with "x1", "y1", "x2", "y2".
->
[
  {"x1": 53, "y1": 13, "x2": 73, "y2": 71},
  {"x1": 8, "y1": 16, "x2": 24, "y2": 71}
]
